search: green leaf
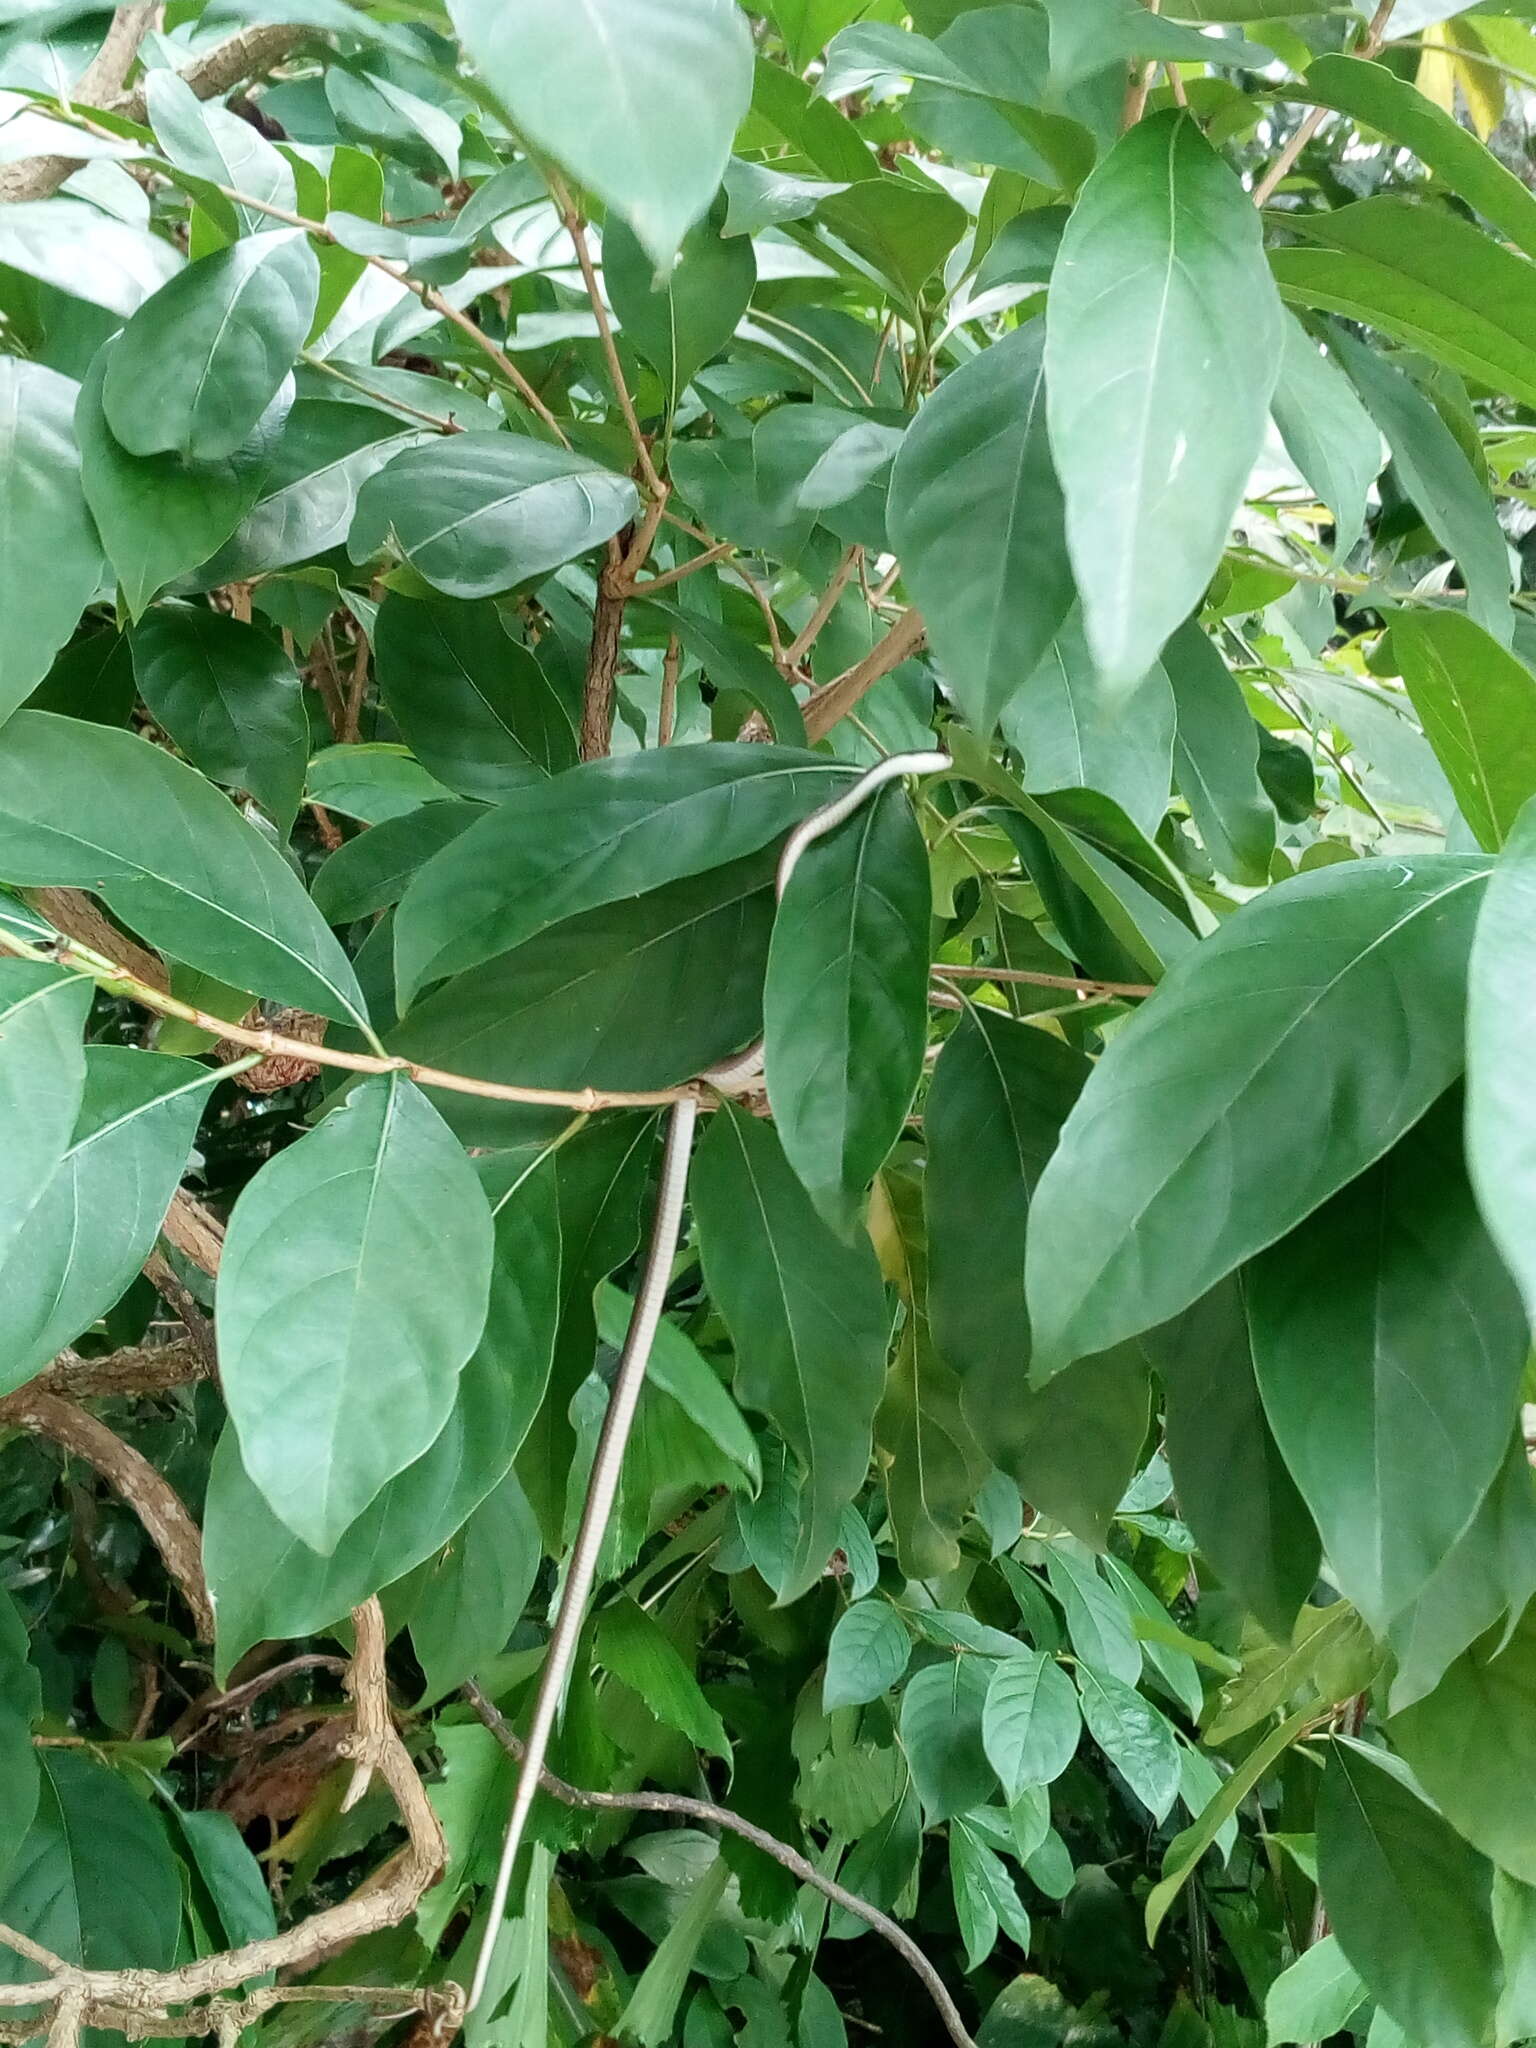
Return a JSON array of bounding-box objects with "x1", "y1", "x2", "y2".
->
[
  {"x1": 889, "y1": 322, "x2": 1073, "y2": 737},
  {"x1": 1389, "y1": 610, "x2": 1536, "y2": 852},
  {"x1": 0, "y1": 712, "x2": 368, "y2": 1025},
  {"x1": 1025, "y1": 856, "x2": 1491, "y2": 1373},
  {"x1": 876, "y1": 1306, "x2": 988, "y2": 1580},
  {"x1": 1046, "y1": 1549, "x2": 1141, "y2": 1687},
  {"x1": 374, "y1": 592, "x2": 578, "y2": 801},
  {"x1": 103, "y1": 231, "x2": 320, "y2": 461},
  {"x1": 0, "y1": 198, "x2": 182, "y2": 319},
  {"x1": 597, "y1": 1597, "x2": 730, "y2": 1759},
  {"x1": 1319, "y1": 1738, "x2": 1499, "y2": 2048},
  {"x1": 1264, "y1": 1936, "x2": 1367, "y2": 2048},
  {"x1": 596, "y1": 1282, "x2": 760, "y2": 1493},
  {"x1": 764, "y1": 784, "x2": 929, "y2": 1233},
  {"x1": 449, "y1": 0, "x2": 752, "y2": 270},
  {"x1": 1045, "y1": 111, "x2": 1283, "y2": 683},
  {"x1": 693, "y1": 1102, "x2": 890, "y2": 1605},
  {"x1": 1002, "y1": 612, "x2": 1176, "y2": 843},
  {"x1": 1393, "y1": 1603, "x2": 1536, "y2": 1886},
  {"x1": 408, "y1": 1468, "x2": 541, "y2": 1705},
  {"x1": 144, "y1": 67, "x2": 297, "y2": 241},
  {"x1": 1038, "y1": 0, "x2": 1270, "y2": 94},
  {"x1": 307, "y1": 742, "x2": 456, "y2": 825},
  {"x1": 1248, "y1": 1088, "x2": 1526, "y2": 1631},
  {"x1": 0, "y1": 358, "x2": 108, "y2": 721},
  {"x1": 818, "y1": 173, "x2": 967, "y2": 306},
  {"x1": 899, "y1": 1655, "x2": 996, "y2": 1821},
  {"x1": 983, "y1": 1651, "x2": 1082, "y2": 1798},
  {"x1": 1076, "y1": 1666, "x2": 1181, "y2": 1822},
  {"x1": 824, "y1": 1600, "x2": 911, "y2": 1712},
  {"x1": 1162, "y1": 620, "x2": 1277, "y2": 887},
  {"x1": 1207, "y1": 1602, "x2": 1382, "y2": 1750},
  {"x1": 0, "y1": 1749, "x2": 181, "y2": 1977},
  {"x1": 1272, "y1": 198, "x2": 1536, "y2": 413},
  {"x1": 129, "y1": 606, "x2": 308, "y2": 833},
  {"x1": 1270, "y1": 313, "x2": 1383, "y2": 563},
  {"x1": 0, "y1": 1594, "x2": 39, "y2": 1890},
  {"x1": 619, "y1": 1855, "x2": 732, "y2": 2048},
  {"x1": 217, "y1": 1074, "x2": 495, "y2": 1553},
  {"x1": 605, "y1": 202, "x2": 756, "y2": 412},
  {"x1": 168, "y1": 1806, "x2": 278, "y2": 1954},
  {"x1": 766, "y1": 0, "x2": 870, "y2": 67},
  {"x1": 1332, "y1": 329, "x2": 1511, "y2": 642},
  {"x1": 349, "y1": 434, "x2": 640, "y2": 600},
  {"x1": 1148, "y1": 1281, "x2": 1320, "y2": 1642},
  {"x1": 636, "y1": 599, "x2": 808, "y2": 744},
  {"x1": 394, "y1": 744, "x2": 852, "y2": 1007},
  {"x1": 0, "y1": 1046, "x2": 218, "y2": 1396},
  {"x1": 76, "y1": 341, "x2": 282, "y2": 620},
  {"x1": 950, "y1": 1816, "x2": 1031, "y2": 1973},
  {"x1": 1468, "y1": 798, "x2": 1536, "y2": 1328},
  {"x1": 987, "y1": 1349, "x2": 1151, "y2": 1554},
  {"x1": 0, "y1": 960, "x2": 90, "y2": 1262},
  {"x1": 311, "y1": 802, "x2": 484, "y2": 926}
]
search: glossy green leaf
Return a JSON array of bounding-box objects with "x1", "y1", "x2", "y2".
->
[
  {"x1": 374, "y1": 592, "x2": 578, "y2": 801},
  {"x1": 1319, "y1": 1739, "x2": 1499, "y2": 2048},
  {"x1": 1076, "y1": 1666, "x2": 1181, "y2": 1822},
  {"x1": 104, "y1": 230, "x2": 319, "y2": 461},
  {"x1": 889, "y1": 322, "x2": 1073, "y2": 737},
  {"x1": 694, "y1": 1103, "x2": 890, "y2": 1605},
  {"x1": 449, "y1": 0, "x2": 753, "y2": 270},
  {"x1": 1265, "y1": 1935, "x2": 1367, "y2": 2048},
  {"x1": 0, "y1": 712, "x2": 367, "y2": 1023},
  {"x1": 76, "y1": 341, "x2": 283, "y2": 619},
  {"x1": 169, "y1": 1806, "x2": 279, "y2": 1955},
  {"x1": 0, "y1": 198, "x2": 181, "y2": 318},
  {"x1": 311, "y1": 802, "x2": 483, "y2": 926},
  {"x1": 1332, "y1": 329, "x2": 1511, "y2": 641},
  {"x1": 0, "y1": 1751, "x2": 180, "y2": 1985},
  {"x1": 1163, "y1": 620, "x2": 1277, "y2": 886},
  {"x1": 764, "y1": 784, "x2": 929, "y2": 1233},
  {"x1": 983, "y1": 1651, "x2": 1082, "y2": 1798},
  {"x1": 818, "y1": 174, "x2": 967, "y2": 306},
  {"x1": 409, "y1": 1468, "x2": 541, "y2": 1705},
  {"x1": 0, "y1": 1595, "x2": 39, "y2": 1889},
  {"x1": 1026, "y1": 856, "x2": 1491, "y2": 1373},
  {"x1": 1270, "y1": 314, "x2": 1383, "y2": 562},
  {"x1": 899, "y1": 1656, "x2": 996, "y2": 1822},
  {"x1": 605, "y1": 203, "x2": 756, "y2": 412},
  {"x1": 1047, "y1": 1549, "x2": 1141, "y2": 1687},
  {"x1": 218, "y1": 1074, "x2": 495, "y2": 1553},
  {"x1": 1249, "y1": 1089, "x2": 1525, "y2": 1631},
  {"x1": 1045, "y1": 111, "x2": 1283, "y2": 683},
  {"x1": 129, "y1": 605, "x2": 308, "y2": 832},
  {"x1": 0, "y1": 1046, "x2": 217, "y2": 1396},
  {"x1": 1468, "y1": 798, "x2": 1536, "y2": 1327},
  {"x1": 394, "y1": 744, "x2": 852, "y2": 1006},
  {"x1": 0, "y1": 960, "x2": 89, "y2": 1261},
  {"x1": 1390, "y1": 610, "x2": 1536, "y2": 851},
  {"x1": 350, "y1": 434, "x2": 640, "y2": 600},
  {"x1": 987, "y1": 1348, "x2": 1151, "y2": 1553},
  {"x1": 144, "y1": 66, "x2": 297, "y2": 241},
  {"x1": 0, "y1": 357, "x2": 108, "y2": 721},
  {"x1": 824, "y1": 1600, "x2": 911, "y2": 1712}
]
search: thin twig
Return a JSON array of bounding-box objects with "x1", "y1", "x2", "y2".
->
[
  {"x1": 803, "y1": 609, "x2": 926, "y2": 743},
  {"x1": 554, "y1": 182, "x2": 665, "y2": 497},
  {"x1": 659, "y1": 635, "x2": 681, "y2": 746},
  {"x1": 786, "y1": 545, "x2": 862, "y2": 670},
  {"x1": 1251, "y1": 0, "x2": 1397, "y2": 207},
  {"x1": 632, "y1": 539, "x2": 736, "y2": 597},
  {"x1": 661, "y1": 510, "x2": 786, "y2": 660},
  {"x1": 463, "y1": 1685, "x2": 976, "y2": 2048},
  {"x1": 937, "y1": 965, "x2": 1155, "y2": 998}
]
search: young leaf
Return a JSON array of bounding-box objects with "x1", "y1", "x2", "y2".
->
[
  {"x1": 409, "y1": 1468, "x2": 541, "y2": 1705},
  {"x1": 449, "y1": 0, "x2": 753, "y2": 270},
  {"x1": 824, "y1": 1600, "x2": 911, "y2": 1712},
  {"x1": 0, "y1": 358, "x2": 108, "y2": 722},
  {"x1": 374, "y1": 592, "x2": 578, "y2": 801},
  {"x1": 1076, "y1": 1666, "x2": 1181, "y2": 1822},
  {"x1": 899, "y1": 1656, "x2": 996, "y2": 1821},
  {"x1": 983, "y1": 1651, "x2": 1082, "y2": 1798},
  {"x1": 764, "y1": 784, "x2": 930, "y2": 1233},
  {"x1": 1026, "y1": 856, "x2": 1490, "y2": 1374},
  {"x1": 1249, "y1": 1089, "x2": 1527, "y2": 1631},
  {"x1": 1270, "y1": 314, "x2": 1383, "y2": 563},
  {"x1": 349, "y1": 435, "x2": 640, "y2": 599},
  {"x1": 888, "y1": 322, "x2": 1073, "y2": 737},
  {"x1": 596, "y1": 1598, "x2": 730, "y2": 1760},
  {"x1": 1045, "y1": 111, "x2": 1283, "y2": 683},
  {"x1": 1162, "y1": 620, "x2": 1277, "y2": 887},
  {"x1": 394, "y1": 745, "x2": 852, "y2": 1006},
  {"x1": 0, "y1": 712, "x2": 368, "y2": 1025},
  {"x1": 1318, "y1": 1739, "x2": 1500, "y2": 2048},
  {"x1": 129, "y1": 605, "x2": 308, "y2": 832},
  {"x1": 217, "y1": 1074, "x2": 495, "y2": 1553},
  {"x1": 1390, "y1": 610, "x2": 1536, "y2": 852},
  {"x1": 103, "y1": 231, "x2": 320, "y2": 461},
  {"x1": 693, "y1": 1103, "x2": 890, "y2": 1605}
]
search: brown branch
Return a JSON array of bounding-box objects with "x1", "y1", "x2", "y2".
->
[
  {"x1": 161, "y1": 1190, "x2": 225, "y2": 1279},
  {"x1": 33, "y1": 1338, "x2": 207, "y2": 1401},
  {"x1": 20, "y1": 891, "x2": 168, "y2": 994},
  {"x1": 171, "y1": 1655, "x2": 349, "y2": 1753},
  {"x1": 464, "y1": 1682, "x2": 978, "y2": 2048},
  {"x1": 803, "y1": 609, "x2": 926, "y2": 743},
  {"x1": 0, "y1": 1390, "x2": 213, "y2": 1639},
  {"x1": 659, "y1": 634, "x2": 681, "y2": 746},
  {"x1": 554, "y1": 186, "x2": 664, "y2": 498},
  {"x1": 142, "y1": 1254, "x2": 218, "y2": 1375},
  {"x1": 632, "y1": 539, "x2": 735, "y2": 597},
  {"x1": 580, "y1": 535, "x2": 631, "y2": 762},
  {"x1": 0, "y1": 1602, "x2": 448, "y2": 2032},
  {"x1": 1251, "y1": 0, "x2": 1397, "y2": 207},
  {"x1": 786, "y1": 546, "x2": 862, "y2": 670},
  {"x1": 937, "y1": 965, "x2": 1156, "y2": 998}
]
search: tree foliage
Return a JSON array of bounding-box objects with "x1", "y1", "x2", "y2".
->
[{"x1": 1, "y1": 2, "x2": 1536, "y2": 2045}]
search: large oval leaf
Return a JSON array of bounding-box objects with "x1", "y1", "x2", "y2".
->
[
  {"x1": 888, "y1": 321, "x2": 1074, "y2": 735},
  {"x1": 983, "y1": 1650, "x2": 1082, "y2": 1797},
  {"x1": 0, "y1": 712, "x2": 366, "y2": 1025},
  {"x1": 394, "y1": 745, "x2": 853, "y2": 1008},
  {"x1": 1025, "y1": 856, "x2": 1491, "y2": 1373},
  {"x1": 1045, "y1": 110, "x2": 1283, "y2": 684},
  {"x1": 764, "y1": 784, "x2": 930, "y2": 1233},
  {"x1": 1468, "y1": 798, "x2": 1536, "y2": 1330},
  {"x1": 217, "y1": 1074, "x2": 495, "y2": 1553},
  {"x1": 448, "y1": 0, "x2": 753, "y2": 269},
  {"x1": 350, "y1": 434, "x2": 640, "y2": 600},
  {"x1": 0, "y1": 359, "x2": 108, "y2": 723},
  {"x1": 1249, "y1": 1090, "x2": 1527, "y2": 1631},
  {"x1": 0, "y1": 961, "x2": 90, "y2": 1268},
  {"x1": 1389, "y1": 610, "x2": 1536, "y2": 853}
]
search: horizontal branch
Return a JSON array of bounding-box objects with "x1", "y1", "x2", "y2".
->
[
  {"x1": 937, "y1": 964, "x2": 1155, "y2": 998},
  {"x1": 33, "y1": 1338, "x2": 208, "y2": 1400},
  {"x1": 464, "y1": 1682, "x2": 977, "y2": 2048}
]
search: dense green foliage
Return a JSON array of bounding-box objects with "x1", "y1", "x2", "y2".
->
[{"x1": 3, "y1": 2, "x2": 1536, "y2": 2045}]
